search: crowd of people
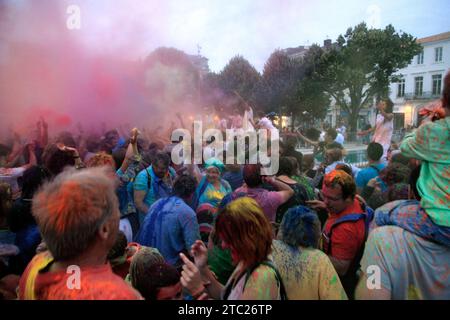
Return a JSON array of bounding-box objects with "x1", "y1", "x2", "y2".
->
[{"x1": 0, "y1": 72, "x2": 449, "y2": 300}]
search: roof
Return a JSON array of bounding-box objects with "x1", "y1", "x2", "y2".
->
[
  {"x1": 417, "y1": 31, "x2": 450, "y2": 44},
  {"x1": 282, "y1": 46, "x2": 309, "y2": 56}
]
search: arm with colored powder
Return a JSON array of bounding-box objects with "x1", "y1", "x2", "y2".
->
[
  {"x1": 118, "y1": 128, "x2": 141, "y2": 179},
  {"x1": 400, "y1": 122, "x2": 436, "y2": 162},
  {"x1": 263, "y1": 176, "x2": 294, "y2": 204},
  {"x1": 180, "y1": 241, "x2": 224, "y2": 300}
]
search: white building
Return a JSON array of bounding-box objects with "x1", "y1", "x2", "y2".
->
[{"x1": 389, "y1": 31, "x2": 450, "y2": 127}]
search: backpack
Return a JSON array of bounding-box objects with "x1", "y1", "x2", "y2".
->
[
  {"x1": 222, "y1": 260, "x2": 288, "y2": 300},
  {"x1": 322, "y1": 204, "x2": 375, "y2": 298}
]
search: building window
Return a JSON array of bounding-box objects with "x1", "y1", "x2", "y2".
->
[
  {"x1": 415, "y1": 76, "x2": 423, "y2": 96},
  {"x1": 435, "y1": 47, "x2": 443, "y2": 62},
  {"x1": 432, "y1": 74, "x2": 442, "y2": 95},
  {"x1": 397, "y1": 79, "x2": 405, "y2": 97},
  {"x1": 417, "y1": 50, "x2": 424, "y2": 65}
]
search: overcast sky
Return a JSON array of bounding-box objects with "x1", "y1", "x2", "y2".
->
[{"x1": 4, "y1": 0, "x2": 450, "y2": 72}]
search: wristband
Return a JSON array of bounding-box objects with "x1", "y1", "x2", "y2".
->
[{"x1": 190, "y1": 285, "x2": 206, "y2": 299}]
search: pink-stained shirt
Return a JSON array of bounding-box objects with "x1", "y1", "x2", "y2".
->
[{"x1": 235, "y1": 186, "x2": 283, "y2": 222}]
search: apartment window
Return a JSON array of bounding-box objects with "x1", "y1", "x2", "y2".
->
[
  {"x1": 435, "y1": 47, "x2": 443, "y2": 62},
  {"x1": 417, "y1": 50, "x2": 424, "y2": 65},
  {"x1": 432, "y1": 74, "x2": 442, "y2": 95},
  {"x1": 415, "y1": 76, "x2": 423, "y2": 96},
  {"x1": 397, "y1": 79, "x2": 405, "y2": 97}
]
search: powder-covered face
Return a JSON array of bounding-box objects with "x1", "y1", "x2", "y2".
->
[
  {"x1": 321, "y1": 184, "x2": 352, "y2": 215},
  {"x1": 206, "y1": 166, "x2": 220, "y2": 184}
]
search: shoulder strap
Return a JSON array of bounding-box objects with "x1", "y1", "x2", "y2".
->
[
  {"x1": 145, "y1": 167, "x2": 152, "y2": 190},
  {"x1": 190, "y1": 176, "x2": 208, "y2": 210},
  {"x1": 197, "y1": 176, "x2": 208, "y2": 198},
  {"x1": 243, "y1": 261, "x2": 288, "y2": 300},
  {"x1": 326, "y1": 213, "x2": 366, "y2": 255},
  {"x1": 369, "y1": 164, "x2": 381, "y2": 174}
]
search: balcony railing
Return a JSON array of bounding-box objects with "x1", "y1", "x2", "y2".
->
[{"x1": 403, "y1": 91, "x2": 441, "y2": 100}]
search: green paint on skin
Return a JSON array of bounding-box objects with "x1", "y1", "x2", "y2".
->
[{"x1": 329, "y1": 275, "x2": 338, "y2": 285}]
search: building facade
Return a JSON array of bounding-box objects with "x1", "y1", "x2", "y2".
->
[{"x1": 389, "y1": 31, "x2": 450, "y2": 128}]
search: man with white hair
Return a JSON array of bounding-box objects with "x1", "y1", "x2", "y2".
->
[{"x1": 19, "y1": 167, "x2": 142, "y2": 300}]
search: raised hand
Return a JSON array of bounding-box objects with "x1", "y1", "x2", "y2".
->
[
  {"x1": 179, "y1": 252, "x2": 205, "y2": 296},
  {"x1": 190, "y1": 240, "x2": 208, "y2": 270}
]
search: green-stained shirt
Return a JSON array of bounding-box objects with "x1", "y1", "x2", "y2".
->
[{"x1": 400, "y1": 117, "x2": 450, "y2": 227}]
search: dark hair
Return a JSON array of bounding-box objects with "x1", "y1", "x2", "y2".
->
[
  {"x1": 243, "y1": 164, "x2": 262, "y2": 188},
  {"x1": 391, "y1": 152, "x2": 410, "y2": 166},
  {"x1": 443, "y1": 71, "x2": 450, "y2": 109},
  {"x1": 409, "y1": 165, "x2": 421, "y2": 200},
  {"x1": 302, "y1": 154, "x2": 315, "y2": 172},
  {"x1": 153, "y1": 152, "x2": 171, "y2": 168},
  {"x1": 277, "y1": 157, "x2": 295, "y2": 177},
  {"x1": 335, "y1": 163, "x2": 353, "y2": 177},
  {"x1": 42, "y1": 144, "x2": 75, "y2": 177},
  {"x1": 379, "y1": 163, "x2": 411, "y2": 186},
  {"x1": 326, "y1": 128, "x2": 337, "y2": 140},
  {"x1": 135, "y1": 262, "x2": 180, "y2": 300},
  {"x1": 85, "y1": 137, "x2": 100, "y2": 153},
  {"x1": 0, "y1": 144, "x2": 12, "y2": 157},
  {"x1": 107, "y1": 231, "x2": 128, "y2": 260},
  {"x1": 378, "y1": 97, "x2": 394, "y2": 113},
  {"x1": 20, "y1": 166, "x2": 51, "y2": 199},
  {"x1": 305, "y1": 128, "x2": 321, "y2": 141},
  {"x1": 173, "y1": 174, "x2": 197, "y2": 199},
  {"x1": 367, "y1": 142, "x2": 383, "y2": 161},
  {"x1": 387, "y1": 183, "x2": 409, "y2": 202},
  {"x1": 325, "y1": 141, "x2": 343, "y2": 150},
  {"x1": 112, "y1": 148, "x2": 127, "y2": 170},
  {"x1": 56, "y1": 131, "x2": 76, "y2": 148},
  {"x1": 384, "y1": 98, "x2": 394, "y2": 113}
]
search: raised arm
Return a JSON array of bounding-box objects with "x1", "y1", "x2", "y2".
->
[{"x1": 296, "y1": 131, "x2": 319, "y2": 147}]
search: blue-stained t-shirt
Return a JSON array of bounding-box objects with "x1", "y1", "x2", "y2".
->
[
  {"x1": 136, "y1": 196, "x2": 200, "y2": 267},
  {"x1": 133, "y1": 166, "x2": 176, "y2": 210}
]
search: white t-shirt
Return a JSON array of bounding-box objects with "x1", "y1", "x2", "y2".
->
[
  {"x1": 335, "y1": 133, "x2": 345, "y2": 145},
  {"x1": 372, "y1": 114, "x2": 393, "y2": 157}
]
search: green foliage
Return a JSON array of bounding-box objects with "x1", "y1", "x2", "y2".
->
[
  {"x1": 315, "y1": 23, "x2": 422, "y2": 130},
  {"x1": 218, "y1": 55, "x2": 261, "y2": 102}
]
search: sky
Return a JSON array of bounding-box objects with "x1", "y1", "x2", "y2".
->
[
  {"x1": 2, "y1": 0, "x2": 448, "y2": 73},
  {"x1": 0, "y1": 0, "x2": 449, "y2": 136}
]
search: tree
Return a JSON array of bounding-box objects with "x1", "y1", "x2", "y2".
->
[
  {"x1": 256, "y1": 50, "x2": 302, "y2": 119},
  {"x1": 315, "y1": 23, "x2": 422, "y2": 132},
  {"x1": 291, "y1": 45, "x2": 330, "y2": 128},
  {"x1": 143, "y1": 47, "x2": 200, "y2": 107},
  {"x1": 217, "y1": 55, "x2": 261, "y2": 104}
]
